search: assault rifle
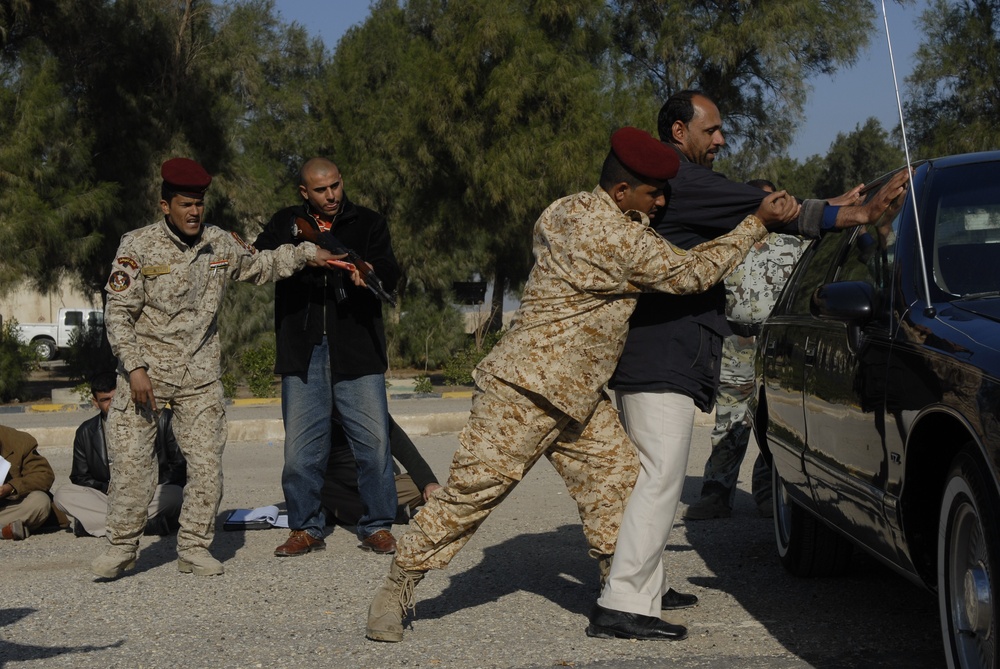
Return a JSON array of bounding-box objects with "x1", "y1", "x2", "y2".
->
[{"x1": 291, "y1": 216, "x2": 397, "y2": 307}]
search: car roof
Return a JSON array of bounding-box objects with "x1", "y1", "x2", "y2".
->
[{"x1": 924, "y1": 150, "x2": 1000, "y2": 169}]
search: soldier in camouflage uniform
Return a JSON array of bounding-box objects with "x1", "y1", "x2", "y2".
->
[
  {"x1": 365, "y1": 128, "x2": 800, "y2": 643},
  {"x1": 685, "y1": 180, "x2": 810, "y2": 520},
  {"x1": 91, "y1": 158, "x2": 337, "y2": 579}
]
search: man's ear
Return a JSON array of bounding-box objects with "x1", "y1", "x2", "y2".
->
[
  {"x1": 671, "y1": 120, "x2": 686, "y2": 144},
  {"x1": 609, "y1": 182, "x2": 630, "y2": 204},
  {"x1": 159, "y1": 199, "x2": 170, "y2": 215},
  {"x1": 298, "y1": 184, "x2": 308, "y2": 201}
]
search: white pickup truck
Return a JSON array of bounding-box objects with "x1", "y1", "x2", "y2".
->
[{"x1": 17, "y1": 307, "x2": 104, "y2": 360}]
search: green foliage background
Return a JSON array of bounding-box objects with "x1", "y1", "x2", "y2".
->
[{"x1": 0, "y1": 0, "x2": 995, "y2": 390}]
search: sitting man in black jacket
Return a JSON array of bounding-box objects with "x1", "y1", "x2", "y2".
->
[{"x1": 54, "y1": 372, "x2": 186, "y2": 537}]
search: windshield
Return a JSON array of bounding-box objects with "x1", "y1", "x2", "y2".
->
[{"x1": 930, "y1": 160, "x2": 1000, "y2": 297}]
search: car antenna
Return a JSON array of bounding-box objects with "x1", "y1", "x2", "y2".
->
[{"x1": 880, "y1": 0, "x2": 936, "y2": 318}]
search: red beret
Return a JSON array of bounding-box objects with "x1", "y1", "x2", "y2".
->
[
  {"x1": 610, "y1": 127, "x2": 679, "y2": 182},
  {"x1": 161, "y1": 158, "x2": 212, "y2": 196}
]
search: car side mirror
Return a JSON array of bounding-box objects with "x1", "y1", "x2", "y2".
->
[
  {"x1": 811, "y1": 281, "x2": 875, "y2": 324},
  {"x1": 812, "y1": 281, "x2": 875, "y2": 353}
]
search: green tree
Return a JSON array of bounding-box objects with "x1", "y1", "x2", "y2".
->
[
  {"x1": 815, "y1": 118, "x2": 905, "y2": 195},
  {"x1": 765, "y1": 154, "x2": 825, "y2": 200},
  {"x1": 0, "y1": 0, "x2": 329, "y2": 297},
  {"x1": 325, "y1": 0, "x2": 615, "y2": 329},
  {"x1": 906, "y1": 0, "x2": 1000, "y2": 156},
  {"x1": 0, "y1": 42, "x2": 117, "y2": 295},
  {"x1": 608, "y1": 0, "x2": 884, "y2": 173}
]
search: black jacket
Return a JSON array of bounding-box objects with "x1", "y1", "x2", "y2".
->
[
  {"x1": 70, "y1": 408, "x2": 186, "y2": 493},
  {"x1": 253, "y1": 198, "x2": 400, "y2": 376},
  {"x1": 610, "y1": 144, "x2": 827, "y2": 410}
]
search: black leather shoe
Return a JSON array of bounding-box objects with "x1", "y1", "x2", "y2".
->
[
  {"x1": 585, "y1": 604, "x2": 687, "y2": 640},
  {"x1": 661, "y1": 588, "x2": 698, "y2": 610}
]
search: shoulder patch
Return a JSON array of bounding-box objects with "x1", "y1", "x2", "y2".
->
[
  {"x1": 108, "y1": 270, "x2": 131, "y2": 292},
  {"x1": 230, "y1": 231, "x2": 256, "y2": 254},
  {"x1": 116, "y1": 256, "x2": 139, "y2": 271}
]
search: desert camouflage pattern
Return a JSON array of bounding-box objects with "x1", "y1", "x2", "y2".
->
[
  {"x1": 725, "y1": 233, "x2": 810, "y2": 325},
  {"x1": 701, "y1": 333, "x2": 771, "y2": 506},
  {"x1": 396, "y1": 187, "x2": 767, "y2": 570},
  {"x1": 701, "y1": 233, "x2": 809, "y2": 505},
  {"x1": 396, "y1": 373, "x2": 639, "y2": 569},
  {"x1": 105, "y1": 377, "x2": 226, "y2": 553},
  {"x1": 104, "y1": 219, "x2": 316, "y2": 388},
  {"x1": 478, "y1": 186, "x2": 767, "y2": 423},
  {"x1": 102, "y1": 219, "x2": 315, "y2": 552}
]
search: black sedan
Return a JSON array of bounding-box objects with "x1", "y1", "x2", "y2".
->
[{"x1": 750, "y1": 151, "x2": 1000, "y2": 669}]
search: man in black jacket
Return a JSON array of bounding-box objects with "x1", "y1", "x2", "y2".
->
[
  {"x1": 54, "y1": 373, "x2": 186, "y2": 537},
  {"x1": 254, "y1": 157, "x2": 401, "y2": 558}
]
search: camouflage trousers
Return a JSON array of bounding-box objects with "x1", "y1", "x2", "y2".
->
[
  {"x1": 395, "y1": 373, "x2": 639, "y2": 571},
  {"x1": 106, "y1": 374, "x2": 227, "y2": 554},
  {"x1": 701, "y1": 333, "x2": 771, "y2": 507}
]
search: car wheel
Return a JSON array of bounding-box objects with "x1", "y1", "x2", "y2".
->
[
  {"x1": 938, "y1": 447, "x2": 1000, "y2": 669},
  {"x1": 772, "y1": 462, "x2": 853, "y2": 577},
  {"x1": 33, "y1": 337, "x2": 57, "y2": 361}
]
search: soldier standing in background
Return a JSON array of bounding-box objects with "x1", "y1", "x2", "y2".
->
[
  {"x1": 91, "y1": 158, "x2": 337, "y2": 579},
  {"x1": 684, "y1": 179, "x2": 811, "y2": 520}
]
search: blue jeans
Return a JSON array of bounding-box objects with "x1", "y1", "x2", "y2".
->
[{"x1": 280, "y1": 336, "x2": 396, "y2": 540}]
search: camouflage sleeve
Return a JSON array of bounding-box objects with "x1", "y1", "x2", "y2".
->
[
  {"x1": 226, "y1": 231, "x2": 317, "y2": 284},
  {"x1": 104, "y1": 235, "x2": 148, "y2": 374},
  {"x1": 627, "y1": 216, "x2": 768, "y2": 295}
]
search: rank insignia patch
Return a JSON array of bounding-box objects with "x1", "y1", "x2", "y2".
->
[{"x1": 109, "y1": 270, "x2": 131, "y2": 292}]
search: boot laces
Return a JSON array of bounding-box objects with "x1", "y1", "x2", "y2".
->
[{"x1": 398, "y1": 570, "x2": 419, "y2": 614}]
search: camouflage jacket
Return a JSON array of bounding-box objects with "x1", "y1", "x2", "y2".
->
[
  {"x1": 725, "y1": 233, "x2": 810, "y2": 325},
  {"x1": 104, "y1": 219, "x2": 317, "y2": 388},
  {"x1": 476, "y1": 186, "x2": 767, "y2": 423}
]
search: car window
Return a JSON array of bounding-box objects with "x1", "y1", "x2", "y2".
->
[
  {"x1": 929, "y1": 161, "x2": 1000, "y2": 296},
  {"x1": 786, "y1": 231, "x2": 848, "y2": 316},
  {"x1": 836, "y1": 214, "x2": 900, "y2": 288}
]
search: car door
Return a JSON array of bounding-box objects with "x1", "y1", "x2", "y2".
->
[
  {"x1": 760, "y1": 231, "x2": 845, "y2": 496},
  {"x1": 802, "y1": 222, "x2": 900, "y2": 559}
]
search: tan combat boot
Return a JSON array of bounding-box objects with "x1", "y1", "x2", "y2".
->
[
  {"x1": 177, "y1": 548, "x2": 224, "y2": 576},
  {"x1": 91, "y1": 545, "x2": 137, "y2": 579},
  {"x1": 366, "y1": 560, "x2": 426, "y2": 642}
]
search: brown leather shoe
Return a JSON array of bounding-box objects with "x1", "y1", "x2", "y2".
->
[
  {"x1": 359, "y1": 529, "x2": 397, "y2": 554},
  {"x1": 274, "y1": 530, "x2": 326, "y2": 557},
  {"x1": 1, "y1": 520, "x2": 27, "y2": 541}
]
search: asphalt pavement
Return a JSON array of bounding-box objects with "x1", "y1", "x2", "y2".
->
[{"x1": 1, "y1": 396, "x2": 946, "y2": 668}]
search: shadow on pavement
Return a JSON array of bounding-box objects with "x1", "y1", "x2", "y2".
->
[
  {"x1": 416, "y1": 524, "x2": 595, "y2": 619},
  {"x1": 683, "y1": 482, "x2": 943, "y2": 668},
  {"x1": 0, "y1": 607, "x2": 124, "y2": 664}
]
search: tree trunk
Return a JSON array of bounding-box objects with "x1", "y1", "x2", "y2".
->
[{"x1": 488, "y1": 266, "x2": 507, "y2": 334}]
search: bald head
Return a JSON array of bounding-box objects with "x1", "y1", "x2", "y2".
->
[{"x1": 298, "y1": 157, "x2": 344, "y2": 220}]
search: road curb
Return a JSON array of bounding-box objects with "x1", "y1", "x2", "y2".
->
[{"x1": 30, "y1": 411, "x2": 473, "y2": 450}]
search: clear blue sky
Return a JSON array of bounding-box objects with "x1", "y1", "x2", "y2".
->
[{"x1": 271, "y1": 0, "x2": 926, "y2": 162}]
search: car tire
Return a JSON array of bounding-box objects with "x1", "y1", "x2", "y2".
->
[
  {"x1": 772, "y1": 462, "x2": 853, "y2": 577},
  {"x1": 938, "y1": 446, "x2": 1000, "y2": 669},
  {"x1": 33, "y1": 337, "x2": 57, "y2": 361}
]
